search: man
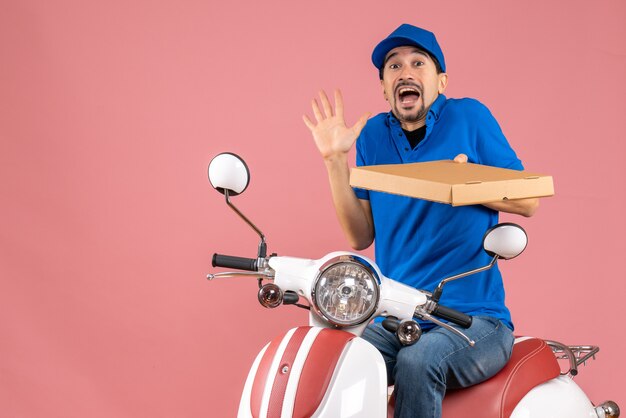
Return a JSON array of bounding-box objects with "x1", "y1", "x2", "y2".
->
[{"x1": 303, "y1": 24, "x2": 538, "y2": 418}]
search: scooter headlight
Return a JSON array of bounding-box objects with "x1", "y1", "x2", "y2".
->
[{"x1": 312, "y1": 255, "x2": 380, "y2": 327}]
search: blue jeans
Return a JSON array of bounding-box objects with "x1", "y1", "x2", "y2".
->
[{"x1": 362, "y1": 316, "x2": 514, "y2": 418}]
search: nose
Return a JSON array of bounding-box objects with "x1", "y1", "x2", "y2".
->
[{"x1": 398, "y1": 65, "x2": 414, "y2": 81}]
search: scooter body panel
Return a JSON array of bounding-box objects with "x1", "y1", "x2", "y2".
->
[
  {"x1": 238, "y1": 342, "x2": 270, "y2": 418},
  {"x1": 510, "y1": 375, "x2": 597, "y2": 418},
  {"x1": 311, "y1": 337, "x2": 387, "y2": 417},
  {"x1": 238, "y1": 326, "x2": 387, "y2": 418}
]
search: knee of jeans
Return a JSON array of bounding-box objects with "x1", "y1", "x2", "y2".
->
[{"x1": 395, "y1": 348, "x2": 440, "y2": 381}]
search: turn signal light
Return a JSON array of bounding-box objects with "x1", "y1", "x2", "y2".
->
[{"x1": 258, "y1": 283, "x2": 283, "y2": 308}]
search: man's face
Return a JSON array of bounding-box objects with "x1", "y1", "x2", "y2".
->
[{"x1": 380, "y1": 46, "x2": 448, "y2": 130}]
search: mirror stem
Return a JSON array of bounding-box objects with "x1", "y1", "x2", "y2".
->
[
  {"x1": 224, "y1": 190, "x2": 267, "y2": 257},
  {"x1": 431, "y1": 255, "x2": 498, "y2": 302}
]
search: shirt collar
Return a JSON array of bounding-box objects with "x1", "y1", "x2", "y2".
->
[{"x1": 428, "y1": 94, "x2": 447, "y2": 121}]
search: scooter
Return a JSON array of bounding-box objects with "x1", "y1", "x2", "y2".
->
[{"x1": 206, "y1": 152, "x2": 620, "y2": 418}]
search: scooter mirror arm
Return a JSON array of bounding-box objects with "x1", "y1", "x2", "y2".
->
[
  {"x1": 415, "y1": 308, "x2": 476, "y2": 347},
  {"x1": 224, "y1": 189, "x2": 267, "y2": 258},
  {"x1": 431, "y1": 255, "x2": 498, "y2": 302}
]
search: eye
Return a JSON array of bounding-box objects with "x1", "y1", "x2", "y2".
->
[
  {"x1": 388, "y1": 63, "x2": 400, "y2": 70},
  {"x1": 413, "y1": 60, "x2": 425, "y2": 67}
]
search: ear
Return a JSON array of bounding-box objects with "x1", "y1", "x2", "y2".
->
[
  {"x1": 380, "y1": 79, "x2": 388, "y2": 101},
  {"x1": 438, "y1": 73, "x2": 449, "y2": 94}
]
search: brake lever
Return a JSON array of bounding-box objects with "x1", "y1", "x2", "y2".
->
[
  {"x1": 415, "y1": 308, "x2": 475, "y2": 347},
  {"x1": 206, "y1": 271, "x2": 274, "y2": 280}
]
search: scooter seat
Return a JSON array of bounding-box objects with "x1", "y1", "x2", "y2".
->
[
  {"x1": 387, "y1": 337, "x2": 561, "y2": 418},
  {"x1": 440, "y1": 337, "x2": 561, "y2": 418}
]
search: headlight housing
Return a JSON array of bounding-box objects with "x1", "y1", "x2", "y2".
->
[{"x1": 312, "y1": 255, "x2": 380, "y2": 327}]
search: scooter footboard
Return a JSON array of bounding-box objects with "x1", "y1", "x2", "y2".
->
[{"x1": 238, "y1": 326, "x2": 387, "y2": 418}]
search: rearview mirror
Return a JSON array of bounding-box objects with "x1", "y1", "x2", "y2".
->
[
  {"x1": 482, "y1": 223, "x2": 527, "y2": 260},
  {"x1": 208, "y1": 152, "x2": 250, "y2": 196}
]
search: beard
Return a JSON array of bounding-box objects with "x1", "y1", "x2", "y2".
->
[{"x1": 392, "y1": 101, "x2": 428, "y2": 125}]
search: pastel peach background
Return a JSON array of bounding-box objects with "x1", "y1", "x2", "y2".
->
[{"x1": 1, "y1": 0, "x2": 624, "y2": 416}]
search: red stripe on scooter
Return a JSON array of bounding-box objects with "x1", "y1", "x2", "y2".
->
[
  {"x1": 292, "y1": 329, "x2": 356, "y2": 418},
  {"x1": 250, "y1": 333, "x2": 283, "y2": 418},
  {"x1": 266, "y1": 327, "x2": 312, "y2": 418}
]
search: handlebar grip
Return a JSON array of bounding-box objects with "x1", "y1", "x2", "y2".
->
[
  {"x1": 212, "y1": 253, "x2": 258, "y2": 271},
  {"x1": 431, "y1": 305, "x2": 473, "y2": 329}
]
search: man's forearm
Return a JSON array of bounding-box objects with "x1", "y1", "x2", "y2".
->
[
  {"x1": 482, "y1": 197, "x2": 539, "y2": 217},
  {"x1": 325, "y1": 155, "x2": 374, "y2": 250}
]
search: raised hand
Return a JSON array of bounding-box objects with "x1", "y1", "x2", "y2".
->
[{"x1": 303, "y1": 89, "x2": 370, "y2": 160}]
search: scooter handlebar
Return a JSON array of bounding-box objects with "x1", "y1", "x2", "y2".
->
[
  {"x1": 431, "y1": 304, "x2": 473, "y2": 329},
  {"x1": 212, "y1": 253, "x2": 258, "y2": 271}
]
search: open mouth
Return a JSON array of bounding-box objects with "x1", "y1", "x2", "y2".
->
[{"x1": 396, "y1": 85, "x2": 421, "y2": 107}]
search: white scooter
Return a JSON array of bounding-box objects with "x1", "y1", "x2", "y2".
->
[{"x1": 206, "y1": 152, "x2": 620, "y2": 418}]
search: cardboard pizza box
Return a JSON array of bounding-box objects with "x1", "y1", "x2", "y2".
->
[{"x1": 349, "y1": 160, "x2": 554, "y2": 206}]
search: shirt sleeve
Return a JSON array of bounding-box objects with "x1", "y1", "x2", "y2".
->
[
  {"x1": 474, "y1": 102, "x2": 524, "y2": 171},
  {"x1": 352, "y1": 136, "x2": 370, "y2": 200}
]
